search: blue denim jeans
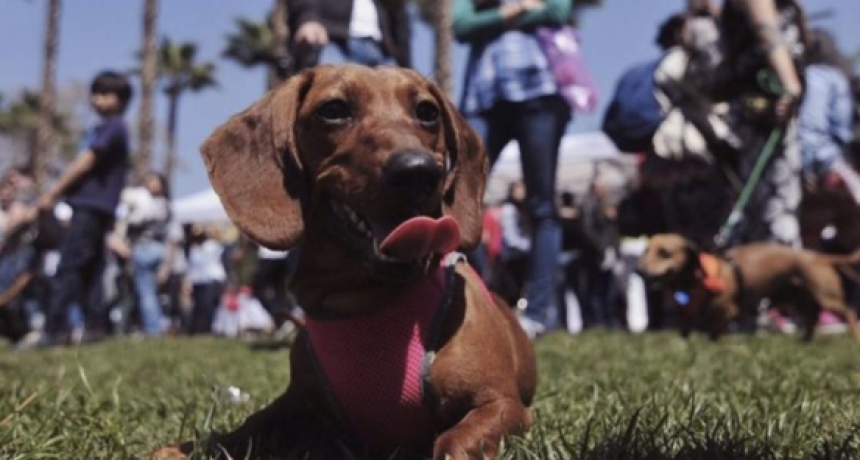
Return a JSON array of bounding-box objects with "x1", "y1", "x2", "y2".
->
[
  {"x1": 319, "y1": 37, "x2": 393, "y2": 67},
  {"x1": 132, "y1": 239, "x2": 165, "y2": 336},
  {"x1": 475, "y1": 95, "x2": 571, "y2": 329}
]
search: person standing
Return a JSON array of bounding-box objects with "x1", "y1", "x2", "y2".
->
[
  {"x1": 454, "y1": 0, "x2": 572, "y2": 338},
  {"x1": 124, "y1": 172, "x2": 171, "y2": 337},
  {"x1": 288, "y1": 0, "x2": 410, "y2": 69},
  {"x1": 38, "y1": 71, "x2": 133, "y2": 346},
  {"x1": 714, "y1": 0, "x2": 810, "y2": 247},
  {"x1": 799, "y1": 29, "x2": 859, "y2": 201}
]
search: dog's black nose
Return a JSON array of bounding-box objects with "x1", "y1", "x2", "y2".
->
[{"x1": 383, "y1": 150, "x2": 443, "y2": 204}]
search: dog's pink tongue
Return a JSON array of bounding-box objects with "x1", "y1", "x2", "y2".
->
[{"x1": 379, "y1": 216, "x2": 461, "y2": 260}]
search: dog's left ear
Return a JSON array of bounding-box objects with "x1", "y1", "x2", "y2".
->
[
  {"x1": 431, "y1": 85, "x2": 488, "y2": 251},
  {"x1": 200, "y1": 71, "x2": 313, "y2": 250}
]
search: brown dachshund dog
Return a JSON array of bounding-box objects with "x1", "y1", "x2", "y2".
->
[
  {"x1": 150, "y1": 65, "x2": 536, "y2": 460},
  {"x1": 637, "y1": 233, "x2": 860, "y2": 342}
]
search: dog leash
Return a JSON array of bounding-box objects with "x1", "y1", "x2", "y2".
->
[
  {"x1": 713, "y1": 126, "x2": 784, "y2": 248},
  {"x1": 713, "y1": 71, "x2": 789, "y2": 249}
]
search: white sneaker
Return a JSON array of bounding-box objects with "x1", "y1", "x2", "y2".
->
[{"x1": 517, "y1": 315, "x2": 546, "y2": 340}]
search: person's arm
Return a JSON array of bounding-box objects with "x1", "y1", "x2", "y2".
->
[
  {"x1": 38, "y1": 150, "x2": 97, "y2": 209},
  {"x1": 453, "y1": 0, "x2": 571, "y2": 43},
  {"x1": 832, "y1": 73, "x2": 855, "y2": 146},
  {"x1": 387, "y1": 3, "x2": 412, "y2": 67},
  {"x1": 0, "y1": 272, "x2": 33, "y2": 308},
  {"x1": 732, "y1": 0, "x2": 802, "y2": 120},
  {"x1": 288, "y1": 0, "x2": 328, "y2": 47},
  {"x1": 287, "y1": 0, "x2": 319, "y2": 32}
]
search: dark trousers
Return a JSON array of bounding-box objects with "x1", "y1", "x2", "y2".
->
[
  {"x1": 474, "y1": 95, "x2": 571, "y2": 328},
  {"x1": 45, "y1": 208, "x2": 112, "y2": 336},
  {"x1": 190, "y1": 281, "x2": 223, "y2": 335},
  {"x1": 251, "y1": 257, "x2": 296, "y2": 327}
]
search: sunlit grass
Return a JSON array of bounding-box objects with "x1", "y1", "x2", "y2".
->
[{"x1": 1, "y1": 331, "x2": 859, "y2": 459}]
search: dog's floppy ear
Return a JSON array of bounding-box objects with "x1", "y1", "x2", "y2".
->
[
  {"x1": 200, "y1": 71, "x2": 312, "y2": 250},
  {"x1": 432, "y1": 86, "x2": 488, "y2": 251}
]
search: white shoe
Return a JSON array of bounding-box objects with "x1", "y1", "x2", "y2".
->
[{"x1": 517, "y1": 315, "x2": 546, "y2": 340}]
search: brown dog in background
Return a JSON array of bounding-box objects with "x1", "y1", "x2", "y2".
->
[
  {"x1": 637, "y1": 233, "x2": 860, "y2": 341},
  {"x1": 150, "y1": 65, "x2": 536, "y2": 460}
]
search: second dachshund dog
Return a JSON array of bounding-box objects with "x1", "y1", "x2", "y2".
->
[
  {"x1": 151, "y1": 65, "x2": 536, "y2": 460},
  {"x1": 638, "y1": 233, "x2": 860, "y2": 341}
]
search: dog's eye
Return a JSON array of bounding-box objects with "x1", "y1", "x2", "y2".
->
[
  {"x1": 316, "y1": 100, "x2": 352, "y2": 124},
  {"x1": 415, "y1": 101, "x2": 440, "y2": 126},
  {"x1": 657, "y1": 248, "x2": 671, "y2": 259}
]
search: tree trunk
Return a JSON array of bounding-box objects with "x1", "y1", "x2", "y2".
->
[
  {"x1": 433, "y1": 0, "x2": 454, "y2": 97},
  {"x1": 33, "y1": 0, "x2": 61, "y2": 189},
  {"x1": 137, "y1": 0, "x2": 159, "y2": 182},
  {"x1": 268, "y1": 0, "x2": 290, "y2": 90},
  {"x1": 163, "y1": 91, "x2": 180, "y2": 190}
]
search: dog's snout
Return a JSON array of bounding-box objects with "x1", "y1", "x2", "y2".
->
[{"x1": 383, "y1": 150, "x2": 442, "y2": 203}]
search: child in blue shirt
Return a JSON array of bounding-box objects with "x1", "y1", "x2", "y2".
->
[{"x1": 38, "y1": 70, "x2": 132, "y2": 346}]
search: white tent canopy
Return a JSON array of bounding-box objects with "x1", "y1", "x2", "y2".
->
[
  {"x1": 172, "y1": 188, "x2": 229, "y2": 224},
  {"x1": 171, "y1": 132, "x2": 630, "y2": 223},
  {"x1": 485, "y1": 131, "x2": 633, "y2": 202}
]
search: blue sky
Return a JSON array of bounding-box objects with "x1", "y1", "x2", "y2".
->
[{"x1": 1, "y1": 0, "x2": 858, "y2": 197}]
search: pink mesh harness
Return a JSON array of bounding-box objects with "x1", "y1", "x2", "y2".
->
[{"x1": 304, "y1": 255, "x2": 468, "y2": 454}]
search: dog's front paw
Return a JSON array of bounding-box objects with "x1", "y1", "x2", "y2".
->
[{"x1": 433, "y1": 427, "x2": 499, "y2": 460}]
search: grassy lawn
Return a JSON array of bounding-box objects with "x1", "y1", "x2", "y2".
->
[{"x1": 1, "y1": 331, "x2": 859, "y2": 459}]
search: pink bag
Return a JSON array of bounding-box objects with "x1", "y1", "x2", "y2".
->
[{"x1": 536, "y1": 26, "x2": 599, "y2": 113}]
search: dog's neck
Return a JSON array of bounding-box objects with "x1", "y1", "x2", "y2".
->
[{"x1": 290, "y1": 237, "x2": 435, "y2": 319}]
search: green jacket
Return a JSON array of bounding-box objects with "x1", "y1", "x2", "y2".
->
[{"x1": 453, "y1": 0, "x2": 572, "y2": 43}]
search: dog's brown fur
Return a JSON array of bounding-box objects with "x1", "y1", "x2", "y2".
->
[
  {"x1": 637, "y1": 233, "x2": 860, "y2": 341},
  {"x1": 149, "y1": 65, "x2": 536, "y2": 460}
]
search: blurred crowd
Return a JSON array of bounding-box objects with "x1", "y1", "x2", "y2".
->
[{"x1": 4, "y1": 0, "x2": 860, "y2": 347}]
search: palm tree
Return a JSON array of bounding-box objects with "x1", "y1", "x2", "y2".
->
[
  {"x1": 410, "y1": 0, "x2": 453, "y2": 93},
  {"x1": 33, "y1": 0, "x2": 61, "y2": 188},
  {"x1": 223, "y1": 17, "x2": 278, "y2": 89},
  {"x1": 271, "y1": 0, "x2": 290, "y2": 87},
  {"x1": 222, "y1": 0, "x2": 290, "y2": 91},
  {"x1": 0, "y1": 90, "x2": 77, "y2": 174},
  {"x1": 432, "y1": 0, "x2": 454, "y2": 96},
  {"x1": 137, "y1": 0, "x2": 159, "y2": 181},
  {"x1": 159, "y1": 38, "x2": 217, "y2": 186}
]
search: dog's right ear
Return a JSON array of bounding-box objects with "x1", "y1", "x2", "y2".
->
[{"x1": 201, "y1": 71, "x2": 313, "y2": 250}]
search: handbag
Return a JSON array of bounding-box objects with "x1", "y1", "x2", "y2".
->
[{"x1": 535, "y1": 26, "x2": 599, "y2": 113}]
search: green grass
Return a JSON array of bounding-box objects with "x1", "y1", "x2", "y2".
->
[{"x1": 2, "y1": 332, "x2": 860, "y2": 459}]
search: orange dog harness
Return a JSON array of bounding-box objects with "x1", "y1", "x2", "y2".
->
[{"x1": 698, "y1": 253, "x2": 725, "y2": 293}]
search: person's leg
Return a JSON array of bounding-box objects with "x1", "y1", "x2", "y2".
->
[
  {"x1": 762, "y1": 124, "x2": 802, "y2": 248},
  {"x1": 132, "y1": 240, "x2": 165, "y2": 336},
  {"x1": 481, "y1": 106, "x2": 516, "y2": 169},
  {"x1": 345, "y1": 38, "x2": 389, "y2": 66},
  {"x1": 317, "y1": 42, "x2": 350, "y2": 65},
  {"x1": 43, "y1": 210, "x2": 101, "y2": 340},
  {"x1": 740, "y1": 124, "x2": 802, "y2": 247},
  {"x1": 80, "y1": 214, "x2": 113, "y2": 337},
  {"x1": 190, "y1": 284, "x2": 206, "y2": 335},
  {"x1": 167, "y1": 273, "x2": 186, "y2": 332},
  {"x1": 203, "y1": 281, "x2": 224, "y2": 334},
  {"x1": 514, "y1": 95, "x2": 570, "y2": 330}
]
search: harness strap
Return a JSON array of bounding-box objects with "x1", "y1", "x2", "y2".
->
[
  {"x1": 727, "y1": 256, "x2": 745, "y2": 306},
  {"x1": 421, "y1": 253, "x2": 467, "y2": 402}
]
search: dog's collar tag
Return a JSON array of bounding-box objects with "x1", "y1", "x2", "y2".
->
[{"x1": 674, "y1": 290, "x2": 691, "y2": 307}]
